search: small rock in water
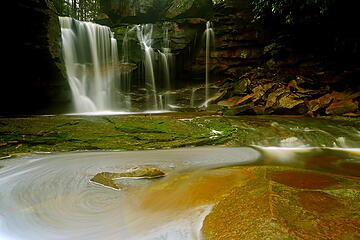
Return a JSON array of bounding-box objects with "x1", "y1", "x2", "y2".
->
[
  {"x1": 90, "y1": 168, "x2": 166, "y2": 190},
  {"x1": 114, "y1": 167, "x2": 166, "y2": 179}
]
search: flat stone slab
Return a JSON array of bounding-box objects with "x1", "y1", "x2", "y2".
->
[
  {"x1": 90, "y1": 168, "x2": 166, "y2": 190},
  {"x1": 202, "y1": 166, "x2": 360, "y2": 240}
]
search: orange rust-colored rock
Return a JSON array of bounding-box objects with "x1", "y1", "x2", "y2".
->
[
  {"x1": 202, "y1": 166, "x2": 360, "y2": 240},
  {"x1": 325, "y1": 99, "x2": 358, "y2": 115},
  {"x1": 297, "y1": 191, "x2": 341, "y2": 213},
  {"x1": 305, "y1": 155, "x2": 360, "y2": 177},
  {"x1": 270, "y1": 170, "x2": 339, "y2": 189}
]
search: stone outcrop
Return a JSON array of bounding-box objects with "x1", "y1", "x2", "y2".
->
[
  {"x1": 191, "y1": 0, "x2": 267, "y2": 77},
  {"x1": 210, "y1": 68, "x2": 360, "y2": 116},
  {"x1": 3, "y1": 0, "x2": 71, "y2": 115},
  {"x1": 99, "y1": 0, "x2": 213, "y2": 24}
]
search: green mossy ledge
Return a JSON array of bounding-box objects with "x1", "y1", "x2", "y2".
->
[{"x1": 0, "y1": 114, "x2": 359, "y2": 159}]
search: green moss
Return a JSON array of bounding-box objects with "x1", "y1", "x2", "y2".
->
[
  {"x1": 0, "y1": 114, "x2": 359, "y2": 157},
  {"x1": 90, "y1": 173, "x2": 122, "y2": 190}
]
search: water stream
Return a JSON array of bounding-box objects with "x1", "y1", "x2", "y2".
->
[
  {"x1": 0, "y1": 145, "x2": 359, "y2": 239},
  {"x1": 0, "y1": 147, "x2": 259, "y2": 240},
  {"x1": 136, "y1": 24, "x2": 158, "y2": 110},
  {"x1": 203, "y1": 21, "x2": 215, "y2": 107},
  {"x1": 59, "y1": 17, "x2": 120, "y2": 113}
]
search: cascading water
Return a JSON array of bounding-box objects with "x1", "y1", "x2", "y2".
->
[
  {"x1": 60, "y1": 17, "x2": 177, "y2": 113},
  {"x1": 159, "y1": 22, "x2": 174, "y2": 109},
  {"x1": 118, "y1": 27, "x2": 136, "y2": 110},
  {"x1": 204, "y1": 21, "x2": 215, "y2": 107},
  {"x1": 136, "y1": 24, "x2": 158, "y2": 110},
  {"x1": 59, "y1": 17, "x2": 120, "y2": 113}
]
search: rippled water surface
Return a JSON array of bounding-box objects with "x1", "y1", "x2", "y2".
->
[
  {"x1": 0, "y1": 147, "x2": 261, "y2": 240},
  {"x1": 1, "y1": 145, "x2": 360, "y2": 240}
]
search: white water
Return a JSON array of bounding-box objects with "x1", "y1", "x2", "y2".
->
[
  {"x1": 118, "y1": 27, "x2": 136, "y2": 110},
  {"x1": 60, "y1": 18, "x2": 178, "y2": 113},
  {"x1": 204, "y1": 21, "x2": 215, "y2": 107},
  {"x1": 136, "y1": 23, "x2": 176, "y2": 111},
  {"x1": 137, "y1": 24, "x2": 158, "y2": 110},
  {"x1": 0, "y1": 147, "x2": 259, "y2": 240},
  {"x1": 59, "y1": 17, "x2": 120, "y2": 113},
  {"x1": 159, "y1": 22, "x2": 175, "y2": 109}
]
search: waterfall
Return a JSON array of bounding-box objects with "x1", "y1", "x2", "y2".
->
[
  {"x1": 136, "y1": 24, "x2": 158, "y2": 110},
  {"x1": 204, "y1": 21, "x2": 215, "y2": 107},
  {"x1": 159, "y1": 22, "x2": 174, "y2": 109},
  {"x1": 59, "y1": 17, "x2": 119, "y2": 113},
  {"x1": 118, "y1": 27, "x2": 134, "y2": 110}
]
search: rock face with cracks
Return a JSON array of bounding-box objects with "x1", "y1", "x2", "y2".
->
[{"x1": 201, "y1": 166, "x2": 360, "y2": 240}]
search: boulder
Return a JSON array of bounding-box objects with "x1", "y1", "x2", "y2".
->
[
  {"x1": 326, "y1": 100, "x2": 359, "y2": 115},
  {"x1": 307, "y1": 93, "x2": 334, "y2": 116},
  {"x1": 307, "y1": 91, "x2": 360, "y2": 116}
]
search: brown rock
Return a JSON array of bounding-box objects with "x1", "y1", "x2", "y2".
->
[
  {"x1": 252, "y1": 83, "x2": 276, "y2": 102},
  {"x1": 213, "y1": 47, "x2": 263, "y2": 59},
  {"x1": 307, "y1": 93, "x2": 334, "y2": 115},
  {"x1": 264, "y1": 87, "x2": 287, "y2": 109},
  {"x1": 270, "y1": 170, "x2": 339, "y2": 189},
  {"x1": 202, "y1": 167, "x2": 360, "y2": 240},
  {"x1": 218, "y1": 97, "x2": 241, "y2": 107},
  {"x1": 234, "y1": 94, "x2": 254, "y2": 106},
  {"x1": 297, "y1": 191, "x2": 341, "y2": 214},
  {"x1": 277, "y1": 94, "x2": 306, "y2": 113},
  {"x1": 325, "y1": 99, "x2": 359, "y2": 115}
]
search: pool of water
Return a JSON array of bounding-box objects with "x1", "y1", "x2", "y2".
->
[{"x1": 0, "y1": 146, "x2": 359, "y2": 240}]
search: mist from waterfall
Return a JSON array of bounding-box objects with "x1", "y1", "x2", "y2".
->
[{"x1": 59, "y1": 17, "x2": 120, "y2": 113}]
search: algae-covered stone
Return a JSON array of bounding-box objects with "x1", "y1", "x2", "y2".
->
[
  {"x1": 91, "y1": 172, "x2": 122, "y2": 190},
  {"x1": 90, "y1": 168, "x2": 166, "y2": 190},
  {"x1": 114, "y1": 168, "x2": 166, "y2": 178}
]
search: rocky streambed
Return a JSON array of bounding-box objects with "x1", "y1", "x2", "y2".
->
[
  {"x1": 0, "y1": 114, "x2": 359, "y2": 239},
  {"x1": 0, "y1": 146, "x2": 359, "y2": 239}
]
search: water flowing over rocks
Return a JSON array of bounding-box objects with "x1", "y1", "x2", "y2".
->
[{"x1": 4, "y1": 0, "x2": 359, "y2": 115}]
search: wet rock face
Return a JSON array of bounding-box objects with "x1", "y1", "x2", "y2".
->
[
  {"x1": 192, "y1": 0, "x2": 267, "y2": 77},
  {"x1": 3, "y1": 0, "x2": 71, "y2": 115},
  {"x1": 99, "y1": 0, "x2": 213, "y2": 24}
]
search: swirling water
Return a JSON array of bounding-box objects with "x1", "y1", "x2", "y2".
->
[{"x1": 0, "y1": 148, "x2": 260, "y2": 240}]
